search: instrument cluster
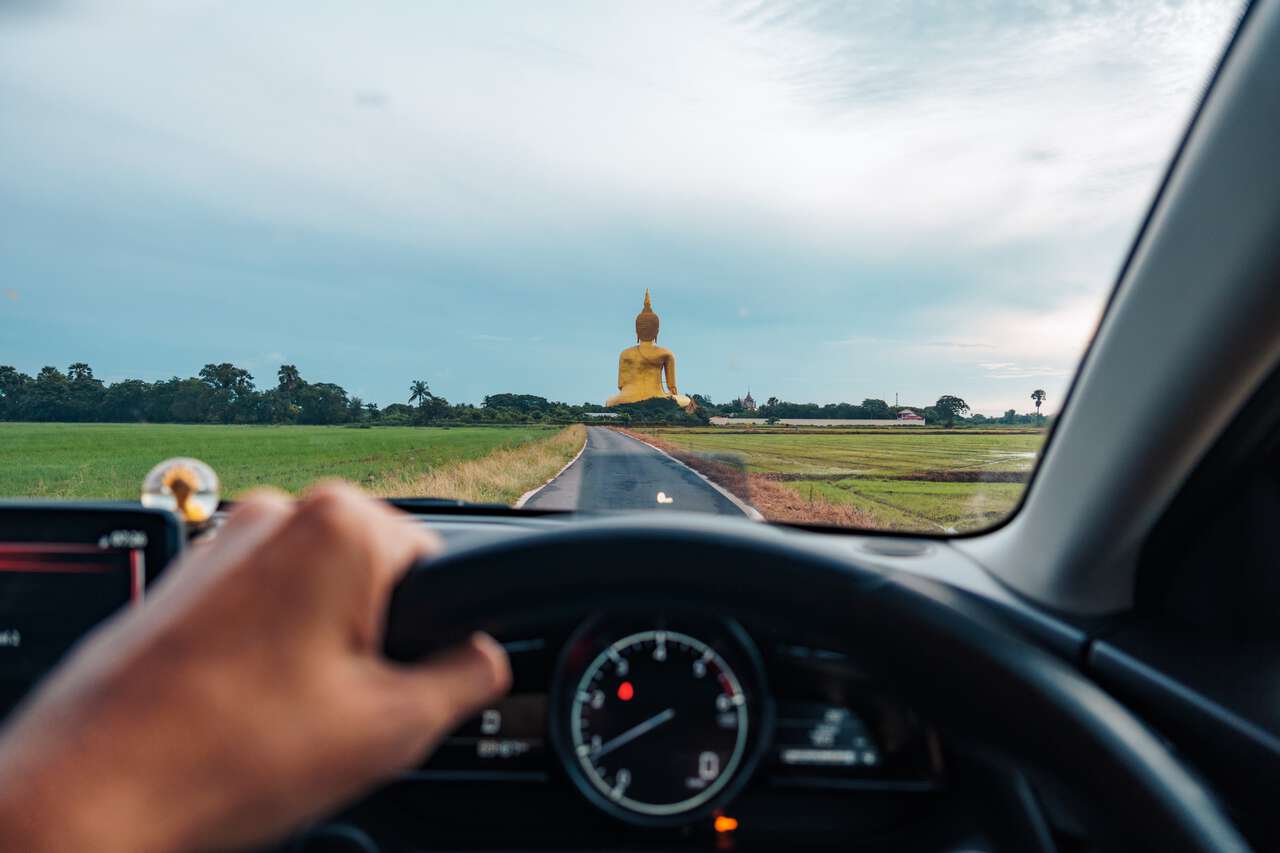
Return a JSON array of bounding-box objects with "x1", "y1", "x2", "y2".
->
[{"x1": 414, "y1": 612, "x2": 943, "y2": 829}]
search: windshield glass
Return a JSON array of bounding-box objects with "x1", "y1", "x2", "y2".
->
[{"x1": 0, "y1": 1, "x2": 1244, "y2": 532}]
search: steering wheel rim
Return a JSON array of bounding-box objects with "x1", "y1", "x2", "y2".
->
[{"x1": 385, "y1": 517, "x2": 1247, "y2": 852}]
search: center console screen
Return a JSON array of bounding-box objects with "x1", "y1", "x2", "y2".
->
[{"x1": 0, "y1": 505, "x2": 183, "y2": 720}]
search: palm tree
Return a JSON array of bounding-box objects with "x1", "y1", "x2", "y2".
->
[
  {"x1": 1031, "y1": 389, "x2": 1046, "y2": 418},
  {"x1": 409, "y1": 380, "x2": 431, "y2": 407},
  {"x1": 277, "y1": 364, "x2": 301, "y2": 394}
]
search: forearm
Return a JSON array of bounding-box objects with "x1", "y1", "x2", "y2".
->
[
  {"x1": 0, "y1": 725, "x2": 172, "y2": 853},
  {"x1": 0, "y1": 642, "x2": 191, "y2": 853}
]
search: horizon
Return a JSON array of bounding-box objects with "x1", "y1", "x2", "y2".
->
[{"x1": 1, "y1": 356, "x2": 1051, "y2": 417}]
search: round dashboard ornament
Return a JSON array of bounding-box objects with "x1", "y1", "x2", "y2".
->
[
  {"x1": 550, "y1": 617, "x2": 771, "y2": 825},
  {"x1": 142, "y1": 457, "x2": 220, "y2": 523}
]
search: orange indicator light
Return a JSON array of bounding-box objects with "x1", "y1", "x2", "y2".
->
[
  {"x1": 617, "y1": 681, "x2": 635, "y2": 701},
  {"x1": 714, "y1": 815, "x2": 739, "y2": 833}
]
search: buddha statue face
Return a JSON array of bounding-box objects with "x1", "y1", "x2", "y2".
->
[{"x1": 635, "y1": 288, "x2": 659, "y2": 342}]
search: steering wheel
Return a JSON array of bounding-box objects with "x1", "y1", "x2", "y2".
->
[{"x1": 384, "y1": 517, "x2": 1247, "y2": 852}]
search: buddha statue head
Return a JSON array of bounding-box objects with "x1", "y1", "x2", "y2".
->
[{"x1": 635, "y1": 289, "x2": 660, "y2": 342}]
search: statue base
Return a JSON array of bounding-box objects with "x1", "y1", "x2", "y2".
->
[{"x1": 606, "y1": 396, "x2": 704, "y2": 424}]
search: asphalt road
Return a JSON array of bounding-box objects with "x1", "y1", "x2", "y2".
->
[{"x1": 523, "y1": 426, "x2": 748, "y2": 516}]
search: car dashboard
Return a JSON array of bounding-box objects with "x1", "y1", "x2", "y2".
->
[
  {"x1": 347, "y1": 610, "x2": 947, "y2": 850},
  {"x1": 0, "y1": 502, "x2": 1058, "y2": 852},
  {"x1": 303, "y1": 513, "x2": 1015, "y2": 853}
]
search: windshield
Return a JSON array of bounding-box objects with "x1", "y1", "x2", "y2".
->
[{"x1": 0, "y1": 1, "x2": 1244, "y2": 532}]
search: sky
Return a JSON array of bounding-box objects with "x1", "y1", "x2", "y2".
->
[{"x1": 0, "y1": 0, "x2": 1244, "y2": 415}]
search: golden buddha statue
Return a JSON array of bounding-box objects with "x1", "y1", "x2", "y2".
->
[{"x1": 606, "y1": 290, "x2": 695, "y2": 412}]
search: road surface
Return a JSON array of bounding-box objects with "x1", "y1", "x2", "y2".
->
[{"x1": 523, "y1": 427, "x2": 748, "y2": 516}]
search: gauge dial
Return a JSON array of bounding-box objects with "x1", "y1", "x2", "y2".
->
[{"x1": 568, "y1": 629, "x2": 750, "y2": 817}]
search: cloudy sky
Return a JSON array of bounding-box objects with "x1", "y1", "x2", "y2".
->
[{"x1": 0, "y1": 1, "x2": 1243, "y2": 414}]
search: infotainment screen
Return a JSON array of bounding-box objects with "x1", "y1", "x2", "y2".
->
[{"x1": 0, "y1": 505, "x2": 183, "y2": 720}]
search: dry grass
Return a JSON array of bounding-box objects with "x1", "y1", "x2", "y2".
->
[
  {"x1": 618, "y1": 429, "x2": 877, "y2": 528},
  {"x1": 367, "y1": 424, "x2": 586, "y2": 505}
]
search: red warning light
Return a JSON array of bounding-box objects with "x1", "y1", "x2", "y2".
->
[{"x1": 617, "y1": 681, "x2": 635, "y2": 701}]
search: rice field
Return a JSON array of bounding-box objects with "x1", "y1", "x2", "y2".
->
[
  {"x1": 630, "y1": 427, "x2": 1046, "y2": 532},
  {"x1": 0, "y1": 420, "x2": 1042, "y2": 531},
  {"x1": 0, "y1": 422, "x2": 578, "y2": 501}
]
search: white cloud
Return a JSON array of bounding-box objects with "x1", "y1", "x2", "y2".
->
[
  {"x1": 0, "y1": 1, "x2": 1242, "y2": 255},
  {"x1": 0, "y1": 1, "x2": 1243, "y2": 410},
  {"x1": 978, "y1": 363, "x2": 1071, "y2": 381},
  {"x1": 922, "y1": 295, "x2": 1104, "y2": 412},
  {"x1": 959, "y1": 297, "x2": 1105, "y2": 367}
]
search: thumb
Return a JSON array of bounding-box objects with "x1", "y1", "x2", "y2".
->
[{"x1": 391, "y1": 633, "x2": 512, "y2": 747}]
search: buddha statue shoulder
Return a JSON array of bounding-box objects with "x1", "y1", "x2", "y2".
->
[{"x1": 606, "y1": 290, "x2": 694, "y2": 412}]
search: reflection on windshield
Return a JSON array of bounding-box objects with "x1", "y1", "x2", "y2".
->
[{"x1": 0, "y1": 1, "x2": 1244, "y2": 531}]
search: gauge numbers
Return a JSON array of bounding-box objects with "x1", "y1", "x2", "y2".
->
[{"x1": 569, "y1": 630, "x2": 749, "y2": 817}]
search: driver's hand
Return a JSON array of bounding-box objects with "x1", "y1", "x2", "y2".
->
[{"x1": 0, "y1": 483, "x2": 511, "y2": 852}]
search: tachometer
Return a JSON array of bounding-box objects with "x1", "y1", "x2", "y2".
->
[{"x1": 551, "y1": 617, "x2": 770, "y2": 824}]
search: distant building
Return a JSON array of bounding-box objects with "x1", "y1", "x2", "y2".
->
[
  {"x1": 897, "y1": 409, "x2": 924, "y2": 422},
  {"x1": 583, "y1": 412, "x2": 621, "y2": 419},
  {"x1": 742, "y1": 390, "x2": 757, "y2": 412}
]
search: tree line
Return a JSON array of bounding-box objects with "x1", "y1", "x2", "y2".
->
[
  {"x1": 0, "y1": 362, "x2": 600, "y2": 426},
  {"x1": 703, "y1": 392, "x2": 1047, "y2": 427},
  {"x1": 0, "y1": 362, "x2": 1045, "y2": 427}
]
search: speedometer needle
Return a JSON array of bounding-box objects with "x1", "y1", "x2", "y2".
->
[{"x1": 594, "y1": 708, "x2": 676, "y2": 759}]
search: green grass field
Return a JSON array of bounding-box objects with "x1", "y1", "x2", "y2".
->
[
  {"x1": 1, "y1": 422, "x2": 1045, "y2": 533},
  {"x1": 640, "y1": 427, "x2": 1046, "y2": 532},
  {"x1": 0, "y1": 423, "x2": 561, "y2": 499}
]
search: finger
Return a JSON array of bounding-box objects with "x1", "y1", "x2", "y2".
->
[
  {"x1": 214, "y1": 489, "x2": 295, "y2": 557},
  {"x1": 382, "y1": 515, "x2": 443, "y2": 586},
  {"x1": 147, "y1": 490, "x2": 294, "y2": 603},
  {"x1": 348, "y1": 491, "x2": 444, "y2": 590},
  {"x1": 293, "y1": 481, "x2": 443, "y2": 597},
  {"x1": 362, "y1": 510, "x2": 443, "y2": 642},
  {"x1": 388, "y1": 633, "x2": 512, "y2": 749},
  {"x1": 255, "y1": 483, "x2": 444, "y2": 647},
  {"x1": 193, "y1": 490, "x2": 294, "y2": 575}
]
